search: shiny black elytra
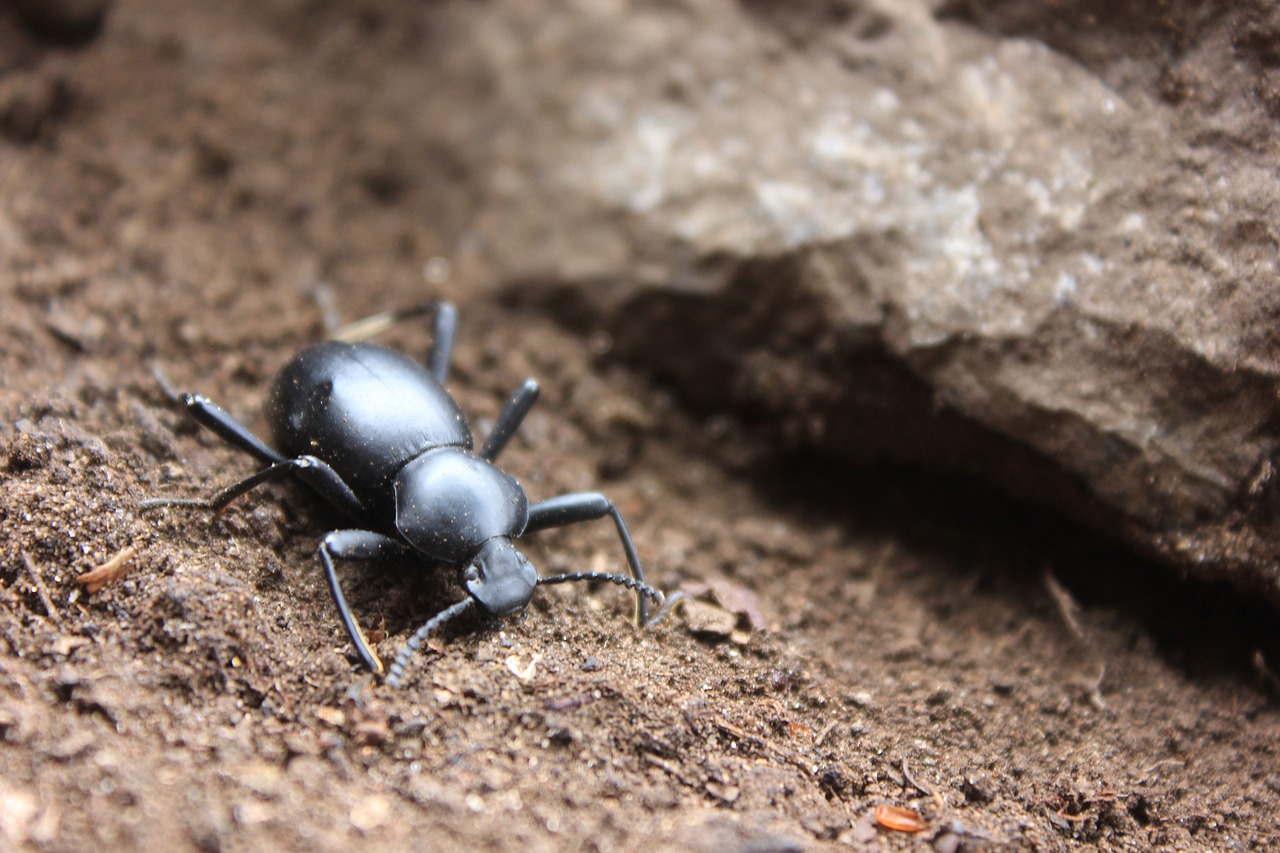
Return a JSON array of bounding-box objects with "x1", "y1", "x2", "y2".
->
[{"x1": 142, "y1": 302, "x2": 667, "y2": 687}]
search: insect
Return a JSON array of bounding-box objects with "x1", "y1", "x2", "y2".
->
[{"x1": 142, "y1": 301, "x2": 671, "y2": 687}]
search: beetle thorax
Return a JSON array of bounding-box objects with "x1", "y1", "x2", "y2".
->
[{"x1": 392, "y1": 448, "x2": 529, "y2": 564}]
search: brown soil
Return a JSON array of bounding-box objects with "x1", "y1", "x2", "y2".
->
[{"x1": 1, "y1": 2, "x2": 1278, "y2": 851}]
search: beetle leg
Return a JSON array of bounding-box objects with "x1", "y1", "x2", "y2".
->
[
  {"x1": 524, "y1": 492, "x2": 651, "y2": 625},
  {"x1": 142, "y1": 458, "x2": 297, "y2": 512},
  {"x1": 427, "y1": 300, "x2": 457, "y2": 384},
  {"x1": 318, "y1": 530, "x2": 414, "y2": 675},
  {"x1": 328, "y1": 300, "x2": 457, "y2": 385},
  {"x1": 480, "y1": 378, "x2": 540, "y2": 462},
  {"x1": 287, "y1": 455, "x2": 366, "y2": 520},
  {"x1": 183, "y1": 394, "x2": 287, "y2": 465},
  {"x1": 142, "y1": 454, "x2": 366, "y2": 521},
  {"x1": 149, "y1": 364, "x2": 185, "y2": 404}
]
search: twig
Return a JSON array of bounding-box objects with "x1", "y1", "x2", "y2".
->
[
  {"x1": 1140, "y1": 759, "x2": 1185, "y2": 779},
  {"x1": 644, "y1": 753, "x2": 697, "y2": 787},
  {"x1": 76, "y1": 545, "x2": 138, "y2": 594},
  {"x1": 20, "y1": 551, "x2": 61, "y2": 623},
  {"x1": 1088, "y1": 664, "x2": 1107, "y2": 711},
  {"x1": 1043, "y1": 569, "x2": 1085, "y2": 640},
  {"x1": 1252, "y1": 650, "x2": 1280, "y2": 696},
  {"x1": 712, "y1": 715, "x2": 816, "y2": 775}
]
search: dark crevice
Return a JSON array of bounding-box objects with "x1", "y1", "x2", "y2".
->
[
  {"x1": 935, "y1": 0, "x2": 1228, "y2": 72},
  {"x1": 743, "y1": 453, "x2": 1280, "y2": 688}
]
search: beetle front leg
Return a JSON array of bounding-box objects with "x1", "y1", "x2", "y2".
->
[
  {"x1": 318, "y1": 530, "x2": 414, "y2": 676},
  {"x1": 525, "y1": 492, "x2": 651, "y2": 625}
]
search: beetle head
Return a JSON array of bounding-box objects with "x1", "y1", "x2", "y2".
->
[{"x1": 463, "y1": 538, "x2": 537, "y2": 617}]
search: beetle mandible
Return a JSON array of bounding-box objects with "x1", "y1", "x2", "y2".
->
[{"x1": 142, "y1": 301, "x2": 670, "y2": 687}]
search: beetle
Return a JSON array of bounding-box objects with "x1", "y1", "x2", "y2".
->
[{"x1": 142, "y1": 301, "x2": 670, "y2": 687}]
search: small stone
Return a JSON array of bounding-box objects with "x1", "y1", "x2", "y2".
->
[
  {"x1": 349, "y1": 795, "x2": 391, "y2": 832},
  {"x1": 961, "y1": 773, "x2": 996, "y2": 804},
  {"x1": 679, "y1": 599, "x2": 736, "y2": 639}
]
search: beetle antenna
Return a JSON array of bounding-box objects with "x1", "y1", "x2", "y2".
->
[
  {"x1": 385, "y1": 597, "x2": 476, "y2": 688},
  {"x1": 537, "y1": 571, "x2": 684, "y2": 626}
]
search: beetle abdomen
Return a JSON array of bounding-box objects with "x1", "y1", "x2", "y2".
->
[{"x1": 267, "y1": 342, "x2": 472, "y2": 497}]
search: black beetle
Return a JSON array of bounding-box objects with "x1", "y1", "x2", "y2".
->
[{"x1": 142, "y1": 301, "x2": 670, "y2": 687}]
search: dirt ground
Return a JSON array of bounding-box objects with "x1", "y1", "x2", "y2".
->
[{"x1": 2, "y1": 1, "x2": 1279, "y2": 850}]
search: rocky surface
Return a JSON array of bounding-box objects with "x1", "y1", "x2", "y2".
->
[{"x1": 421, "y1": 0, "x2": 1280, "y2": 600}]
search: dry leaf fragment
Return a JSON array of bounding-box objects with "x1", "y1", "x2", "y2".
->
[
  {"x1": 785, "y1": 721, "x2": 812, "y2": 740},
  {"x1": 874, "y1": 803, "x2": 926, "y2": 833},
  {"x1": 505, "y1": 653, "x2": 540, "y2": 681},
  {"x1": 315, "y1": 707, "x2": 346, "y2": 727},
  {"x1": 681, "y1": 578, "x2": 766, "y2": 628},
  {"x1": 76, "y1": 546, "x2": 138, "y2": 593}
]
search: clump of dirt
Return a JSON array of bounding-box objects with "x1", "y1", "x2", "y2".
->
[{"x1": 0, "y1": 1, "x2": 1277, "y2": 850}]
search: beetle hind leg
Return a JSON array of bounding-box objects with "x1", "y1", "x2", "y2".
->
[
  {"x1": 328, "y1": 300, "x2": 458, "y2": 385},
  {"x1": 142, "y1": 454, "x2": 366, "y2": 522},
  {"x1": 182, "y1": 394, "x2": 286, "y2": 465}
]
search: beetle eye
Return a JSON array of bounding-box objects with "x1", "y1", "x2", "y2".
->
[{"x1": 463, "y1": 566, "x2": 479, "y2": 583}]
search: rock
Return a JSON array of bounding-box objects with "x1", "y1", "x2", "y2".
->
[
  {"x1": 424, "y1": 0, "x2": 1280, "y2": 603},
  {"x1": 679, "y1": 598, "x2": 737, "y2": 640}
]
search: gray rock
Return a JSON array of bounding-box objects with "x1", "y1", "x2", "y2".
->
[{"x1": 427, "y1": 0, "x2": 1280, "y2": 600}]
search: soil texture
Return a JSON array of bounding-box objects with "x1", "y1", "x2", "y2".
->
[{"x1": 1, "y1": 2, "x2": 1278, "y2": 851}]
